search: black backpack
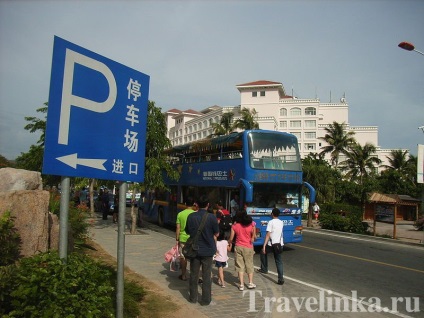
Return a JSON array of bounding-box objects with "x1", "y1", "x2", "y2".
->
[{"x1": 219, "y1": 213, "x2": 233, "y2": 233}]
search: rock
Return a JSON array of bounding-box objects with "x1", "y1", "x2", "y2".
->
[
  {"x1": 0, "y1": 168, "x2": 42, "y2": 192},
  {"x1": 0, "y1": 190, "x2": 50, "y2": 257}
]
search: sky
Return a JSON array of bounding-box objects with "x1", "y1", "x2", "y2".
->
[{"x1": 1, "y1": 0, "x2": 423, "y2": 161}]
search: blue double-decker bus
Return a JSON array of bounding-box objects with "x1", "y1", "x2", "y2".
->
[{"x1": 141, "y1": 129, "x2": 315, "y2": 246}]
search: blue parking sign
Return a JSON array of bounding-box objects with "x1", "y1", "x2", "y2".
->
[{"x1": 43, "y1": 36, "x2": 149, "y2": 182}]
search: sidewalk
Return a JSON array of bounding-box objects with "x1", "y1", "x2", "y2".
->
[
  {"x1": 304, "y1": 219, "x2": 424, "y2": 245},
  {"x1": 90, "y1": 217, "x2": 422, "y2": 318}
]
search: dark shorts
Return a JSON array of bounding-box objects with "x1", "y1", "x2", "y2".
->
[{"x1": 215, "y1": 261, "x2": 227, "y2": 268}]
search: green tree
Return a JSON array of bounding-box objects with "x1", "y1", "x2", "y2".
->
[
  {"x1": 340, "y1": 142, "x2": 381, "y2": 185},
  {"x1": 14, "y1": 104, "x2": 48, "y2": 172},
  {"x1": 382, "y1": 149, "x2": 410, "y2": 174},
  {"x1": 302, "y1": 153, "x2": 339, "y2": 203},
  {"x1": 143, "y1": 100, "x2": 179, "y2": 191},
  {"x1": 319, "y1": 121, "x2": 356, "y2": 168},
  {"x1": 211, "y1": 112, "x2": 235, "y2": 136},
  {"x1": 14, "y1": 144, "x2": 44, "y2": 172},
  {"x1": 23, "y1": 103, "x2": 47, "y2": 146},
  {"x1": 340, "y1": 142, "x2": 381, "y2": 214},
  {"x1": 233, "y1": 107, "x2": 260, "y2": 130},
  {"x1": 378, "y1": 154, "x2": 422, "y2": 197},
  {"x1": 0, "y1": 154, "x2": 13, "y2": 168}
]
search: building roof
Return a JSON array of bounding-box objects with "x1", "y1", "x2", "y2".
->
[
  {"x1": 236, "y1": 80, "x2": 286, "y2": 97},
  {"x1": 165, "y1": 108, "x2": 181, "y2": 114},
  {"x1": 236, "y1": 80, "x2": 282, "y2": 87},
  {"x1": 368, "y1": 192, "x2": 420, "y2": 206}
]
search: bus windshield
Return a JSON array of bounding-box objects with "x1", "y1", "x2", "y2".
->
[
  {"x1": 250, "y1": 183, "x2": 301, "y2": 208},
  {"x1": 247, "y1": 131, "x2": 301, "y2": 171}
]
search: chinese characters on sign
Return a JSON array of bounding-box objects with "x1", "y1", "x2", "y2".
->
[
  {"x1": 112, "y1": 79, "x2": 142, "y2": 176},
  {"x1": 202, "y1": 170, "x2": 228, "y2": 181}
]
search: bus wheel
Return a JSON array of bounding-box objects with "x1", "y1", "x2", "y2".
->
[{"x1": 158, "y1": 207, "x2": 164, "y2": 227}]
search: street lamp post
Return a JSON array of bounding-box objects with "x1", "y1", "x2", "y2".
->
[{"x1": 398, "y1": 41, "x2": 424, "y2": 56}]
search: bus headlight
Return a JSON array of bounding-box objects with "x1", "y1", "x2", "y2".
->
[{"x1": 294, "y1": 226, "x2": 303, "y2": 236}]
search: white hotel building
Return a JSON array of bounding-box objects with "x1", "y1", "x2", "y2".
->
[{"x1": 165, "y1": 80, "x2": 397, "y2": 169}]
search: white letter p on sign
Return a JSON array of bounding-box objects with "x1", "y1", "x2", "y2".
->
[{"x1": 58, "y1": 48, "x2": 117, "y2": 145}]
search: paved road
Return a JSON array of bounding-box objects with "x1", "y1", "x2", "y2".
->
[{"x1": 90, "y1": 212, "x2": 424, "y2": 318}]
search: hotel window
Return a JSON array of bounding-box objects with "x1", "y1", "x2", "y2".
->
[
  {"x1": 290, "y1": 120, "x2": 301, "y2": 128},
  {"x1": 199, "y1": 122, "x2": 202, "y2": 129},
  {"x1": 175, "y1": 130, "x2": 179, "y2": 137},
  {"x1": 198, "y1": 132, "x2": 201, "y2": 139},
  {"x1": 290, "y1": 107, "x2": 302, "y2": 116},
  {"x1": 279, "y1": 121, "x2": 287, "y2": 128},
  {"x1": 209, "y1": 118, "x2": 213, "y2": 125},
  {"x1": 189, "y1": 126, "x2": 192, "y2": 133},
  {"x1": 188, "y1": 135, "x2": 192, "y2": 142},
  {"x1": 179, "y1": 129, "x2": 182, "y2": 136},
  {"x1": 304, "y1": 132, "x2": 316, "y2": 139},
  {"x1": 185, "y1": 127, "x2": 187, "y2": 134},
  {"x1": 194, "y1": 124, "x2": 197, "y2": 131},
  {"x1": 305, "y1": 107, "x2": 316, "y2": 115},
  {"x1": 305, "y1": 120, "x2": 316, "y2": 128},
  {"x1": 203, "y1": 131, "x2": 207, "y2": 137},
  {"x1": 252, "y1": 91, "x2": 257, "y2": 97},
  {"x1": 304, "y1": 143, "x2": 316, "y2": 151},
  {"x1": 280, "y1": 108, "x2": 287, "y2": 116},
  {"x1": 260, "y1": 91, "x2": 265, "y2": 96},
  {"x1": 291, "y1": 132, "x2": 301, "y2": 139},
  {"x1": 203, "y1": 120, "x2": 207, "y2": 128}
]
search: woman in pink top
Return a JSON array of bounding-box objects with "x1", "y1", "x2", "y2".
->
[{"x1": 228, "y1": 211, "x2": 256, "y2": 291}]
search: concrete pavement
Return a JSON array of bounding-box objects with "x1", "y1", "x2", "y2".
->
[{"x1": 90, "y1": 216, "x2": 422, "y2": 318}]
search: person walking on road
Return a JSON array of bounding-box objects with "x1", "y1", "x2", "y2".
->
[
  {"x1": 185, "y1": 195, "x2": 219, "y2": 306},
  {"x1": 228, "y1": 210, "x2": 256, "y2": 291},
  {"x1": 175, "y1": 198, "x2": 198, "y2": 281},
  {"x1": 258, "y1": 208, "x2": 284, "y2": 285},
  {"x1": 313, "y1": 202, "x2": 320, "y2": 220}
]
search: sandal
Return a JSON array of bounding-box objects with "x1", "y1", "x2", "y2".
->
[
  {"x1": 221, "y1": 284, "x2": 226, "y2": 288},
  {"x1": 238, "y1": 284, "x2": 244, "y2": 291},
  {"x1": 247, "y1": 283, "x2": 256, "y2": 289}
]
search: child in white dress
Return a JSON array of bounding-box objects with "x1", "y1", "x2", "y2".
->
[{"x1": 215, "y1": 232, "x2": 230, "y2": 287}]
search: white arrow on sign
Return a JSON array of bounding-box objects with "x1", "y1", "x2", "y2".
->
[{"x1": 57, "y1": 153, "x2": 107, "y2": 170}]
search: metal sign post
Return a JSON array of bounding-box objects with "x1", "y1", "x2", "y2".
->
[
  {"x1": 116, "y1": 182, "x2": 127, "y2": 317},
  {"x1": 59, "y1": 176, "x2": 70, "y2": 261}
]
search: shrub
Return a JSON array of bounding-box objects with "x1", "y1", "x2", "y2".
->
[
  {"x1": 0, "y1": 264, "x2": 18, "y2": 315},
  {"x1": 319, "y1": 210, "x2": 367, "y2": 234},
  {"x1": 0, "y1": 211, "x2": 21, "y2": 266},
  {"x1": 49, "y1": 191, "x2": 91, "y2": 246},
  {"x1": 3, "y1": 251, "x2": 114, "y2": 317}
]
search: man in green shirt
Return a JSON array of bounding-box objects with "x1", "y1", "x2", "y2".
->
[{"x1": 176, "y1": 198, "x2": 198, "y2": 281}]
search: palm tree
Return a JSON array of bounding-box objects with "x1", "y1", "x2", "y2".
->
[
  {"x1": 382, "y1": 149, "x2": 410, "y2": 174},
  {"x1": 340, "y1": 142, "x2": 381, "y2": 216},
  {"x1": 319, "y1": 121, "x2": 356, "y2": 168},
  {"x1": 210, "y1": 112, "x2": 235, "y2": 136},
  {"x1": 340, "y1": 142, "x2": 381, "y2": 185},
  {"x1": 233, "y1": 107, "x2": 259, "y2": 130}
]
